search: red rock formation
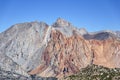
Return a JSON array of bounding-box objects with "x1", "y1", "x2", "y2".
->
[
  {"x1": 91, "y1": 37, "x2": 120, "y2": 68},
  {"x1": 28, "y1": 28, "x2": 120, "y2": 78}
]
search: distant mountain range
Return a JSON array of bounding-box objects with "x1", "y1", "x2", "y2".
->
[{"x1": 0, "y1": 18, "x2": 120, "y2": 79}]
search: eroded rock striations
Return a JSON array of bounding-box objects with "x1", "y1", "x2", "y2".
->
[{"x1": 0, "y1": 18, "x2": 120, "y2": 79}]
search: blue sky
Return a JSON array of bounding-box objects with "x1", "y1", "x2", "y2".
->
[{"x1": 0, "y1": 0, "x2": 120, "y2": 32}]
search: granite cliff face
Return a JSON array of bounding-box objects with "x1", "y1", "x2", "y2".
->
[{"x1": 0, "y1": 18, "x2": 120, "y2": 78}]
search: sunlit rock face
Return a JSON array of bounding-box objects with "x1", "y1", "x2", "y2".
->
[
  {"x1": 0, "y1": 18, "x2": 120, "y2": 78},
  {"x1": 0, "y1": 21, "x2": 49, "y2": 76}
]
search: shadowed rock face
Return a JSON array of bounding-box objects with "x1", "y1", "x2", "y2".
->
[
  {"x1": 83, "y1": 32, "x2": 110, "y2": 40},
  {"x1": 0, "y1": 18, "x2": 120, "y2": 78}
]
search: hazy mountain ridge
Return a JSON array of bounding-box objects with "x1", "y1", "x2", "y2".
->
[{"x1": 0, "y1": 18, "x2": 120, "y2": 79}]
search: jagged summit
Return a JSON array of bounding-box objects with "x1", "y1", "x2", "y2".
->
[{"x1": 52, "y1": 18, "x2": 71, "y2": 27}]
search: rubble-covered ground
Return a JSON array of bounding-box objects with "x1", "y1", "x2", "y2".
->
[{"x1": 0, "y1": 67, "x2": 57, "y2": 80}]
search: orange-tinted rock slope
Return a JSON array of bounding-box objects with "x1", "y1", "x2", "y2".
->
[{"x1": 28, "y1": 18, "x2": 120, "y2": 78}]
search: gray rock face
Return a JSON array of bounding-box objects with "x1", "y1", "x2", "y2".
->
[
  {"x1": 52, "y1": 18, "x2": 87, "y2": 37},
  {"x1": 52, "y1": 18, "x2": 71, "y2": 27},
  {"x1": 0, "y1": 21, "x2": 49, "y2": 76},
  {"x1": 115, "y1": 31, "x2": 120, "y2": 38},
  {"x1": 0, "y1": 67, "x2": 29, "y2": 80},
  {"x1": 79, "y1": 28, "x2": 88, "y2": 35}
]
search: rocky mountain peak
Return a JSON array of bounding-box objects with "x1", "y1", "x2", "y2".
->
[
  {"x1": 79, "y1": 28, "x2": 88, "y2": 35},
  {"x1": 52, "y1": 18, "x2": 71, "y2": 27}
]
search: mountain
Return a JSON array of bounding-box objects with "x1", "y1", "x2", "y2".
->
[{"x1": 0, "y1": 18, "x2": 120, "y2": 79}]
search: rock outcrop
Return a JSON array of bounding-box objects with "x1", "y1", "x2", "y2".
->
[{"x1": 0, "y1": 18, "x2": 120, "y2": 79}]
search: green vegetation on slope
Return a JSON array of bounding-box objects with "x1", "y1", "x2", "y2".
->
[{"x1": 63, "y1": 64, "x2": 120, "y2": 80}]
